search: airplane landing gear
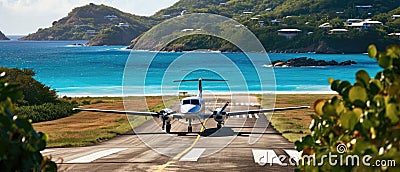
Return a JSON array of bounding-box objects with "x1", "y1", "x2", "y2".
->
[
  {"x1": 166, "y1": 122, "x2": 171, "y2": 133},
  {"x1": 188, "y1": 118, "x2": 192, "y2": 133},
  {"x1": 217, "y1": 123, "x2": 222, "y2": 129}
]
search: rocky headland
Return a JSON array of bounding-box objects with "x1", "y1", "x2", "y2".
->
[
  {"x1": 269, "y1": 57, "x2": 357, "y2": 67},
  {"x1": 0, "y1": 31, "x2": 9, "y2": 40}
]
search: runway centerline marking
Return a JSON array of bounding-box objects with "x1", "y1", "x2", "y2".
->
[
  {"x1": 156, "y1": 97, "x2": 218, "y2": 171},
  {"x1": 179, "y1": 148, "x2": 206, "y2": 161},
  {"x1": 40, "y1": 149, "x2": 55, "y2": 154},
  {"x1": 66, "y1": 148, "x2": 127, "y2": 163}
]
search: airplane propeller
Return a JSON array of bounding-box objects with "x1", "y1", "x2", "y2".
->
[
  {"x1": 212, "y1": 102, "x2": 229, "y2": 116},
  {"x1": 220, "y1": 102, "x2": 229, "y2": 113}
]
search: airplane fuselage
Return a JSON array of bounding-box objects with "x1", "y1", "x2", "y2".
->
[{"x1": 179, "y1": 96, "x2": 205, "y2": 119}]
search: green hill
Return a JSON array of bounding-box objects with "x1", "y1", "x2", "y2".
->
[
  {"x1": 139, "y1": 0, "x2": 400, "y2": 53},
  {"x1": 20, "y1": 1, "x2": 400, "y2": 52},
  {"x1": 0, "y1": 30, "x2": 9, "y2": 40},
  {"x1": 154, "y1": 0, "x2": 399, "y2": 19},
  {"x1": 20, "y1": 3, "x2": 155, "y2": 45}
]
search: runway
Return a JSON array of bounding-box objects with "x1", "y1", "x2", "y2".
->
[{"x1": 42, "y1": 95, "x2": 300, "y2": 171}]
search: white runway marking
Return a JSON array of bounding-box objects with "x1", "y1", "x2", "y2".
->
[
  {"x1": 229, "y1": 114, "x2": 259, "y2": 119},
  {"x1": 179, "y1": 148, "x2": 206, "y2": 161},
  {"x1": 252, "y1": 149, "x2": 282, "y2": 165},
  {"x1": 40, "y1": 149, "x2": 55, "y2": 153},
  {"x1": 67, "y1": 148, "x2": 127, "y2": 163},
  {"x1": 284, "y1": 149, "x2": 302, "y2": 164}
]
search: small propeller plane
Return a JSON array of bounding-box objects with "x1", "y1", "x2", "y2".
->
[{"x1": 73, "y1": 78, "x2": 310, "y2": 133}]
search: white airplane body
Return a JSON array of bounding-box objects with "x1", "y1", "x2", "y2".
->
[{"x1": 73, "y1": 78, "x2": 310, "y2": 133}]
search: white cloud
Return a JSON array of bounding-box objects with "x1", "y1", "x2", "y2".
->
[{"x1": 0, "y1": 0, "x2": 179, "y2": 35}]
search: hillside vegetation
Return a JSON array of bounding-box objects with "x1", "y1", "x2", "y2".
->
[
  {"x1": 20, "y1": 3, "x2": 155, "y2": 45},
  {"x1": 20, "y1": 1, "x2": 400, "y2": 52},
  {"x1": 145, "y1": 0, "x2": 400, "y2": 53}
]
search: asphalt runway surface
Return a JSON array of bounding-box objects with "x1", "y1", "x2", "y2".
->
[{"x1": 42, "y1": 95, "x2": 300, "y2": 171}]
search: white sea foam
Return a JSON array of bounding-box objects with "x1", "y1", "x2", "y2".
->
[{"x1": 59, "y1": 90, "x2": 336, "y2": 97}]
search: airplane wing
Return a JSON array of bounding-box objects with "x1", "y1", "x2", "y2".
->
[
  {"x1": 226, "y1": 106, "x2": 310, "y2": 116},
  {"x1": 72, "y1": 108, "x2": 159, "y2": 116},
  {"x1": 171, "y1": 113, "x2": 185, "y2": 119}
]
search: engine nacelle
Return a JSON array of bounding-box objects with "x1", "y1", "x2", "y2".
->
[
  {"x1": 213, "y1": 115, "x2": 224, "y2": 123},
  {"x1": 160, "y1": 108, "x2": 174, "y2": 122},
  {"x1": 213, "y1": 108, "x2": 226, "y2": 115},
  {"x1": 160, "y1": 108, "x2": 174, "y2": 115},
  {"x1": 213, "y1": 108, "x2": 226, "y2": 123}
]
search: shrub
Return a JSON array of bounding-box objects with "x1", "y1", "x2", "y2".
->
[
  {"x1": 82, "y1": 100, "x2": 91, "y2": 105},
  {"x1": 0, "y1": 68, "x2": 57, "y2": 105},
  {"x1": 0, "y1": 72, "x2": 57, "y2": 171},
  {"x1": 15, "y1": 100, "x2": 75, "y2": 123},
  {"x1": 295, "y1": 45, "x2": 400, "y2": 171},
  {"x1": 92, "y1": 99, "x2": 104, "y2": 104}
]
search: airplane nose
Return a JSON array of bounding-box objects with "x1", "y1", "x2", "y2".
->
[{"x1": 182, "y1": 105, "x2": 200, "y2": 113}]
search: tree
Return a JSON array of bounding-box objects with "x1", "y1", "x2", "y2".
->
[
  {"x1": 295, "y1": 45, "x2": 400, "y2": 171},
  {"x1": 0, "y1": 68, "x2": 57, "y2": 105},
  {"x1": 0, "y1": 71, "x2": 57, "y2": 171}
]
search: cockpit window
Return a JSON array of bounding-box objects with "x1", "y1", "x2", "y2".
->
[
  {"x1": 191, "y1": 99, "x2": 200, "y2": 105},
  {"x1": 182, "y1": 99, "x2": 200, "y2": 105},
  {"x1": 183, "y1": 100, "x2": 190, "y2": 105}
]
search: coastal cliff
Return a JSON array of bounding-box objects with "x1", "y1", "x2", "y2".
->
[{"x1": 0, "y1": 31, "x2": 9, "y2": 40}]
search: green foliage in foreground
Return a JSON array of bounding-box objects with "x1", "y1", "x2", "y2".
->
[
  {"x1": 0, "y1": 67, "x2": 76, "y2": 123},
  {"x1": 295, "y1": 45, "x2": 400, "y2": 171},
  {"x1": 15, "y1": 100, "x2": 76, "y2": 123},
  {"x1": 0, "y1": 72, "x2": 57, "y2": 171}
]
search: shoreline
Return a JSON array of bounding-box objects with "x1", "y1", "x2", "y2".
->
[
  {"x1": 1, "y1": 40, "x2": 370, "y2": 55},
  {"x1": 59, "y1": 91, "x2": 337, "y2": 97}
]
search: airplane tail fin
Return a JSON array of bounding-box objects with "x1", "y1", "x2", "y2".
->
[{"x1": 173, "y1": 78, "x2": 227, "y2": 98}]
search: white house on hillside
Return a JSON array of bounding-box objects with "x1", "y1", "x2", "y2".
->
[
  {"x1": 328, "y1": 29, "x2": 348, "y2": 34},
  {"x1": 181, "y1": 28, "x2": 194, "y2": 32},
  {"x1": 277, "y1": 29, "x2": 302, "y2": 39},
  {"x1": 388, "y1": 33, "x2": 400, "y2": 38},
  {"x1": 105, "y1": 15, "x2": 118, "y2": 21},
  {"x1": 346, "y1": 19, "x2": 383, "y2": 30},
  {"x1": 345, "y1": 19, "x2": 364, "y2": 26},
  {"x1": 118, "y1": 23, "x2": 129, "y2": 28},
  {"x1": 319, "y1": 23, "x2": 332, "y2": 28},
  {"x1": 392, "y1": 15, "x2": 400, "y2": 20}
]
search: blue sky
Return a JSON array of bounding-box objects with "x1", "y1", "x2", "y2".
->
[{"x1": 0, "y1": 0, "x2": 179, "y2": 35}]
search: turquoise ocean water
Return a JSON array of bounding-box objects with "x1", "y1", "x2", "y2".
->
[{"x1": 0, "y1": 40, "x2": 380, "y2": 96}]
